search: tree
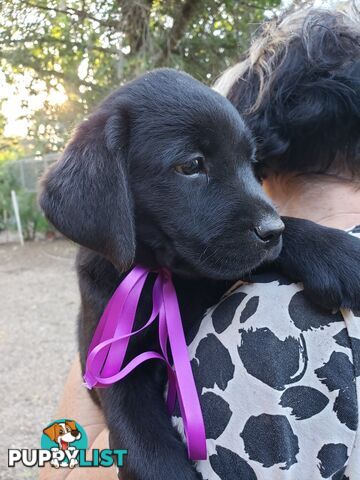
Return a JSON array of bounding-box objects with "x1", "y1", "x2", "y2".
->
[{"x1": 0, "y1": 0, "x2": 281, "y2": 152}]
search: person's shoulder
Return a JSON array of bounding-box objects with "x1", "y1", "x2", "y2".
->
[{"x1": 215, "y1": 270, "x2": 348, "y2": 338}]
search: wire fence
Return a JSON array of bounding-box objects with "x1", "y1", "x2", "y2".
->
[
  {"x1": 0, "y1": 153, "x2": 59, "y2": 244},
  {"x1": 7, "y1": 153, "x2": 59, "y2": 192}
]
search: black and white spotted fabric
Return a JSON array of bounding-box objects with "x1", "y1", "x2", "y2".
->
[{"x1": 172, "y1": 226, "x2": 360, "y2": 480}]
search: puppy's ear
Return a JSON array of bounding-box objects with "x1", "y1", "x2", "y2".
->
[
  {"x1": 66, "y1": 420, "x2": 77, "y2": 431},
  {"x1": 43, "y1": 424, "x2": 57, "y2": 442},
  {"x1": 39, "y1": 108, "x2": 135, "y2": 271}
]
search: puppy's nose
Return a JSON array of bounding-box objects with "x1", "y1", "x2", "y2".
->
[
  {"x1": 71, "y1": 429, "x2": 79, "y2": 436},
  {"x1": 254, "y1": 217, "x2": 284, "y2": 243}
]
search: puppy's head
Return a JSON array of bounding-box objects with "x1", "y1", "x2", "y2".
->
[{"x1": 40, "y1": 69, "x2": 283, "y2": 279}]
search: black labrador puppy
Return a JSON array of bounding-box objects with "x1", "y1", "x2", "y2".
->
[{"x1": 40, "y1": 69, "x2": 360, "y2": 480}]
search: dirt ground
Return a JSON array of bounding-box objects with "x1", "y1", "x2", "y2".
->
[{"x1": 0, "y1": 240, "x2": 79, "y2": 479}]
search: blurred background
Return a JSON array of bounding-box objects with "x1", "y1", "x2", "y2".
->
[{"x1": 0, "y1": 0, "x2": 350, "y2": 478}]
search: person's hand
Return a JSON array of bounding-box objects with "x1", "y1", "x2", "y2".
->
[{"x1": 39, "y1": 354, "x2": 118, "y2": 480}]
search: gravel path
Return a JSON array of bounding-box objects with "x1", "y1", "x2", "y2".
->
[{"x1": 0, "y1": 240, "x2": 79, "y2": 480}]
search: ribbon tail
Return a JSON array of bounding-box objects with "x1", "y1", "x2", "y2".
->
[{"x1": 162, "y1": 275, "x2": 207, "y2": 461}]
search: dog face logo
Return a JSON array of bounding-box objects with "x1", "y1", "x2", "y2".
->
[
  {"x1": 41, "y1": 419, "x2": 87, "y2": 468},
  {"x1": 43, "y1": 420, "x2": 81, "y2": 451}
]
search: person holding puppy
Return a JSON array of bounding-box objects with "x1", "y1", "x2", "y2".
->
[
  {"x1": 188, "y1": 6, "x2": 360, "y2": 479},
  {"x1": 42, "y1": 5, "x2": 360, "y2": 480}
]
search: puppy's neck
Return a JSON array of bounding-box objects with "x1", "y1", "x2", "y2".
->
[{"x1": 77, "y1": 246, "x2": 228, "y2": 321}]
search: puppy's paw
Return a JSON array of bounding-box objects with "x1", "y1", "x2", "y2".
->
[
  {"x1": 50, "y1": 459, "x2": 60, "y2": 469},
  {"x1": 69, "y1": 458, "x2": 77, "y2": 469},
  {"x1": 280, "y1": 218, "x2": 360, "y2": 312},
  {"x1": 303, "y1": 236, "x2": 360, "y2": 311}
]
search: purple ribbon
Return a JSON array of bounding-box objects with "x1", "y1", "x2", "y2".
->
[{"x1": 83, "y1": 265, "x2": 207, "y2": 460}]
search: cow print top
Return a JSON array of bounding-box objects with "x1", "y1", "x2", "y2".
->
[{"x1": 172, "y1": 226, "x2": 360, "y2": 480}]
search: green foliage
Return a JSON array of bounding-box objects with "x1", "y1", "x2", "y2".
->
[
  {"x1": 0, "y1": 161, "x2": 16, "y2": 229},
  {"x1": 0, "y1": 160, "x2": 52, "y2": 238},
  {"x1": 0, "y1": 0, "x2": 281, "y2": 151},
  {"x1": 16, "y1": 190, "x2": 51, "y2": 240}
]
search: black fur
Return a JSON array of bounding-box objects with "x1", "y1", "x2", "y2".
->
[
  {"x1": 228, "y1": 9, "x2": 360, "y2": 177},
  {"x1": 40, "y1": 69, "x2": 360, "y2": 480}
]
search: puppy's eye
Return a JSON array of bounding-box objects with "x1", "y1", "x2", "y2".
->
[{"x1": 175, "y1": 157, "x2": 206, "y2": 176}]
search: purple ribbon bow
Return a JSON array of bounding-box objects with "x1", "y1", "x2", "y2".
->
[{"x1": 83, "y1": 265, "x2": 207, "y2": 460}]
